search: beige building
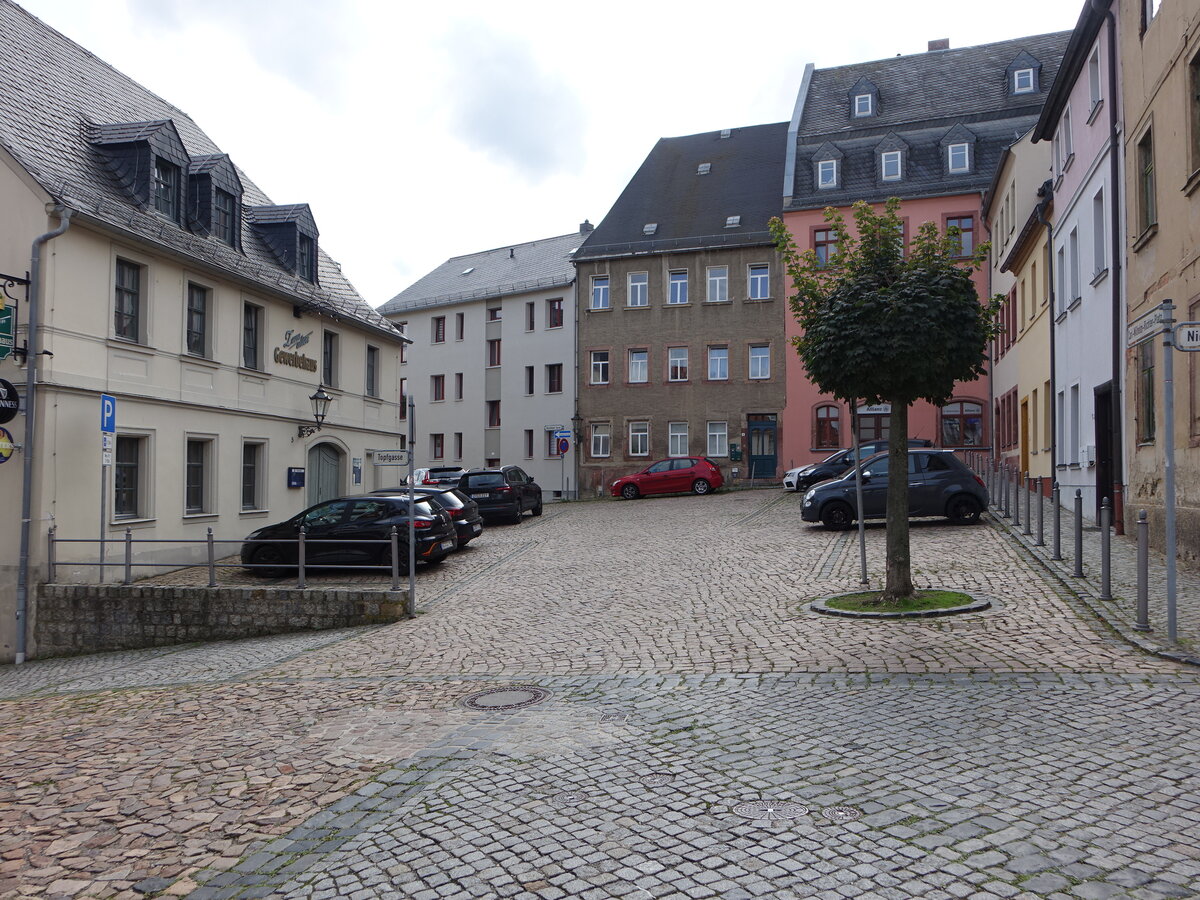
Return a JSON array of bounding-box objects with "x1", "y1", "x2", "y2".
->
[
  {"x1": 1120, "y1": 0, "x2": 1200, "y2": 560},
  {"x1": 379, "y1": 231, "x2": 580, "y2": 495},
  {"x1": 985, "y1": 130, "x2": 1055, "y2": 483},
  {"x1": 0, "y1": 2, "x2": 406, "y2": 661}
]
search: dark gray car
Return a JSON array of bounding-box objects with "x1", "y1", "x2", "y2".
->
[{"x1": 799, "y1": 449, "x2": 988, "y2": 529}]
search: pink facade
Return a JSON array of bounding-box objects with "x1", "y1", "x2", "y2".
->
[{"x1": 778, "y1": 195, "x2": 992, "y2": 470}]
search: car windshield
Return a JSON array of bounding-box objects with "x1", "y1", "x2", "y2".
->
[{"x1": 464, "y1": 473, "x2": 505, "y2": 488}]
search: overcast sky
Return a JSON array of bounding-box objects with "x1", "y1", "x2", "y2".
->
[{"x1": 19, "y1": 0, "x2": 1082, "y2": 308}]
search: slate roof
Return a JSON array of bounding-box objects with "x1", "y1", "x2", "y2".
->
[
  {"x1": 573, "y1": 122, "x2": 789, "y2": 262},
  {"x1": 0, "y1": 0, "x2": 401, "y2": 342},
  {"x1": 378, "y1": 231, "x2": 581, "y2": 316},
  {"x1": 786, "y1": 31, "x2": 1071, "y2": 210}
]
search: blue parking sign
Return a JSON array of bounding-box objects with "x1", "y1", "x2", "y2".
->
[{"x1": 101, "y1": 394, "x2": 116, "y2": 433}]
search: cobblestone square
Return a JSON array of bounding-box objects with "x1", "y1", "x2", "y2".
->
[{"x1": 2, "y1": 491, "x2": 1198, "y2": 899}]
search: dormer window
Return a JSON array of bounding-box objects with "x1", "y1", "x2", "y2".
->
[
  {"x1": 1013, "y1": 68, "x2": 1034, "y2": 93},
  {"x1": 854, "y1": 94, "x2": 873, "y2": 117},
  {"x1": 818, "y1": 159, "x2": 838, "y2": 189},
  {"x1": 643, "y1": 223, "x2": 658, "y2": 235},
  {"x1": 725, "y1": 216, "x2": 741, "y2": 228},
  {"x1": 881, "y1": 150, "x2": 902, "y2": 181},
  {"x1": 298, "y1": 234, "x2": 316, "y2": 283},
  {"x1": 697, "y1": 163, "x2": 711, "y2": 175},
  {"x1": 153, "y1": 158, "x2": 180, "y2": 220},
  {"x1": 213, "y1": 189, "x2": 236, "y2": 245},
  {"x1": 948, "y1": 143, "x2": 970, "y2": 173}
]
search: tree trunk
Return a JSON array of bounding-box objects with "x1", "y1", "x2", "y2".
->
[{"x1": 883, "y1": 401, "x2": 914, "y2": 601}]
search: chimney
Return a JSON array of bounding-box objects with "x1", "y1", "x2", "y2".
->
[
  {"x1": 928, "y1": 38, "x2": 949, "y2": 51},
  {"x1": 579, "y1": 219, "x2": 594, "y2": 234}
]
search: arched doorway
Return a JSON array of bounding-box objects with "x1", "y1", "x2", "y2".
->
[{"x1": 307, "y1": 442, "x2": 344, "y2": 505}]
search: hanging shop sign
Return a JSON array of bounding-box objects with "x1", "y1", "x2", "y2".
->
[
  {"x1": 0, "y1": 379, "x2": 18, "y2": 425},
  {"x1": 273, "y1": 328, "x2": 317, "y2": 372}
]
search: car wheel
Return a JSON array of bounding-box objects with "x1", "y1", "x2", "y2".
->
[
  {"x1": 692, "y1": 478, "x2": 712, "y2": 495},
  {"x1": 509, "y1": 505, "x2": 523, "y2": 524},
  {"x1": 820, "y1": 501, "x2": 854, "y2": 530},
  {"x1": 378, "y1": 543, "x2": 410, "y2": 575},
  {"x1": 620, "y1": 484, "x2": 640, "y2": 500},
  {"x1": 946, "y1": 494, "x2": 982, "y2": 525},
  {"x1": 532, "y1": 499, "x2": 543, "y2": 517},
  {"x1": 248, "y1": 544, "x2": 287, "y2": 577}
]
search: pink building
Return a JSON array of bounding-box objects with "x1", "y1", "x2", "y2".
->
[{"x1": 778, "y1": 34, "x2": 1069, "y2": 470}]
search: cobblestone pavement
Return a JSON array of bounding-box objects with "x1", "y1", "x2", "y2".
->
[{"x1": 2, "y1": 491, "x2": 1198, "y2": 900}]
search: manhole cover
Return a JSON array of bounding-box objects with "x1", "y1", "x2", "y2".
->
[
  {"x1": 599, "y1": 711, "x2": 629, "y2": 724},
  {"x1": 821, "y1": 805, "x2": 862, "y2": 823},
  {"x1": 731, "y1": 800, "x2": 809, "y2": 821},
  {"x1": 459, "y1": 686, "x2": 550, "y2": 711},
  {"x1": 548, "y1": 790, "x2": 587, "y2": 807},
  {"x1": 640, "y1": 773, "x2": 675, "y2": 787}
]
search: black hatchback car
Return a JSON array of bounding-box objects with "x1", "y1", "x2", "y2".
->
[
  {"x1": 373, "y1": 486, "x2": 484, "y2": 547},
  {"x1": 457, "y1": 466, "x2": 542, "y2": 522},
  {"x1": 241, "y1": 495, "x2": 458, "y2": 574},
  {"x1": 800, "y1": 449, "x2": 989, "y2": 529}
]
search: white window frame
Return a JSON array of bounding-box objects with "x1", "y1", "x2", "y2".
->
[
  {"x1": 854, "y1": 94, "x2": 872, "y2": 117},
  {"x1": 590, "y1": 350, "x2": 610, "y2": 385},
  {"x1": 748, "y1": 345, "x2": 770, "y2": 380},
  {"x1": 948, "y1": 143, "x2": 970, "y2": 173},
  {"x1": 114, "y1": 432, "x2": 152, "y2": 521},
  {"x1": 668, "y1": 422, "x2": 688, "y2": 457},
  {"x1": 365, "y1": 345, "x2": 379, "y2": 398},
  {"x1": 818, "y1": 159, "x2": 837, "y2": 189},
  {"x1": 627, "y1": 272, "x2": 648, "y2": 307},
  {"x1": 241, "y1": 440, "x2": 266, "y2": 512},
  {"x1": 668, "y1": 270, "x2": 688, "y2": 305},
  {"x1": 706, "y1": 266, "x2": 728, "y2": 303},
  {"x1": 668, "y1": 347, "x2": 689, "y2": 382},
  {"x1": 748, "y1": 264, "x2": 769, "y2": 300},
  {"x1": 591, "y1": 423, "x2": 611, "y2": 458},
  {"x1": 707, "y1": 346, "x2": 728, "y2": 381},
  {"x1": 590, "y1": 275, "x2": 610, "y2": 310},
  {"x1": 1069, "y1": 227, "x2": 1080, "y2": 303},
  {"x1": 881, "y1": 150, "x2": 902, "y2": 181},
  {"x1": 1092, "y1": 190, "x2": 1106, "y2": 278},
  {"x1": 1088, "y1": 48, "x2": 1102, "y2": 112},
  {"x1": 629, "y1": 421, "x2": 649, "y2": 457},
  {"x1": 1013, "y1": 68, "x2": 1035, "y2": 93},
  {"x1": 628, "y1": 350, "x2": 648, "y2": 384},
  {"x1": 707, "y1": 422, "x2": 728, "y2": 458}
]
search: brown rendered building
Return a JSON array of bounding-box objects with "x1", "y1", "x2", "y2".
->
[{"x1": 572, "y1": 123, "x2": 788, "y2": 496}]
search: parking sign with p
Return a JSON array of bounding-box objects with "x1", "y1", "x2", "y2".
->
[{"x1": 101, "y1": 394, "x2": 116, "y2": 433}]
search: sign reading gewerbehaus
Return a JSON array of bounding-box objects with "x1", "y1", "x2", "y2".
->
[
  {"x1": 0, "y1": 379, "x2": 19, "y2": 425},
  {"x1": 273, "y1": 329, "x2": 317, "y2": 372}
]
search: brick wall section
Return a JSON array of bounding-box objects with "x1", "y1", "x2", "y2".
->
[{"x1": 34, "y1": 585, "x2": 408, "y2": 658}]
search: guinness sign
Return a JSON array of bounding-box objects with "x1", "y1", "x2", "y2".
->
[{"x1": 0, "y1": 379, "x2": 18, "y2": 425}]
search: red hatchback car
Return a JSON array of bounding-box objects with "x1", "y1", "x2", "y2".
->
[{"x1": 611, "y1": 457, "x2": 725, "y2": 499}]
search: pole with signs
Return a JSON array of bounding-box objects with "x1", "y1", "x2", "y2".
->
[
  {"x1": 407, "y1": 395, "x2": 416, "y2": 618},
  {"x1": 1162, "y1": 304, "x2": 1177, "y2": 641},
  {"x1": 852, "y1": 401, "x2": 868, "y2": 585},
  {"x1": 99, "y1": 394, "x2": 116, "y2": 584}
]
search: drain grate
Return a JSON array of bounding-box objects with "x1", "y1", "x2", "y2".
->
[
  {"x1": 548, "y1": 790, "x2": 587, "y2": 807},
  {"x1": 821, "y1": 805, "x2": 862, "y2": 823},
  {"x1": 459, "y1": 685, "x2": 550, "y2": 711},
  {"x1": 731, "y1": 800, "x2": 809, "y2": 821},
  {"x1": 640, "y1": 773, "x2": 675, "y2": 787}
]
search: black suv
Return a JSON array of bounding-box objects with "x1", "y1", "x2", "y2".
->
[
  {"x1": 457, "y1": 466, "x2": 542, "y2": 522},
  {"x1": 800, "y1": 449, "x2": 989, "y2": 529},
  {"x1": 783, "y1": 438, "x2": 933, "y2": 492},
  {"x1": 241, "y1": 495, "x2": 457, "y2": 574}
]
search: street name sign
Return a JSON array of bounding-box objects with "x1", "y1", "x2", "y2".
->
[
  {"x1": 1174, "y1": 322, "x2": 1200, "y2": 351},
  {"x1": 374, "y1": 449, "x2": 410, "y2": 466},
  {"x1": 1127, "y1": 304, "x2": 1172, "y2": 347}
]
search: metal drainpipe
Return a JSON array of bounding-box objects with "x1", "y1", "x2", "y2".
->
[
  {"x1": 1037, "y1": 190, "x2": 1057, "y2": 477},
  {"x1": 15, "y1": 204, "x2": 72, "y2": 665},
  {"x1": 1095, "y1": 0, "x2": 1125, "y2": 534}
]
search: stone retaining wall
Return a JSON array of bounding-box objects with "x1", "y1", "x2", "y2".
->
[{"x1": 34, "y1": 584, "x2": 408, "y2": 658}]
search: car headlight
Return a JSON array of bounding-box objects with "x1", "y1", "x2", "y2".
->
[{"x1": 804, "y1": 489, "x2": 816, "y2": 502}]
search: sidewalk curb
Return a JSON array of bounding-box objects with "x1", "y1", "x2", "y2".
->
[{"x1": 985, "y1": 513, "x2": 1200, "y2": 669}]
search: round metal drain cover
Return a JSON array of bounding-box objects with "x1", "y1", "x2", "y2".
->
[
  {"x1": 548, "y1": 790, "x2": 587, "y2": 807},
  {"x1": 460, "y1": 686, "x2": 550, "y2": 711},
  {"x1": 640, "y1": 773, "x2": 675, "y2": 787},
  {"x1": 821, "y1": 805, "x2": 862, "y2": 823},
  {"x1": 731, "y1": 800, "x2": 809, "y2": 821}
]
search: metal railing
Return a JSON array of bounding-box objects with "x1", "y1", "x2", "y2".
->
[{"x1": 49, "y1": 525, "x2": 411, "y2": 594}]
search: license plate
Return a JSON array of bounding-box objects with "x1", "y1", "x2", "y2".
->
[
  {"x1": 439, "y1": 539, "x2": 455, "y2": 551},
  {"x1": 472, "y1": 524, "x2": 482, "y2": 534},
  {"x1": 474, "y1": 492, "x2": 490, "y2": 499}
]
